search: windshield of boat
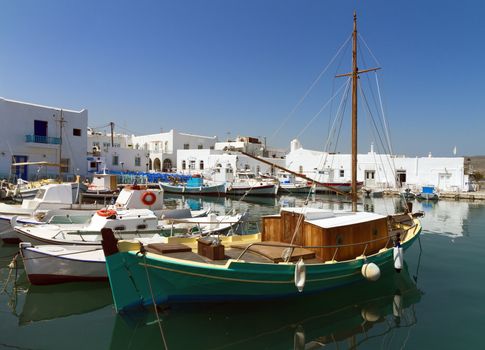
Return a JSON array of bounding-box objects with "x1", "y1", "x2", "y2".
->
[{"x1": 34, "y1": 188, "x2": 46, "y2": 200}]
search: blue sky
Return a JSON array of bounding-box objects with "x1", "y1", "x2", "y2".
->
[{"x1": 0, "y1": 0, "x2": 484, "y2": 156}]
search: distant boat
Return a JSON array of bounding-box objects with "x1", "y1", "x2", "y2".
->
[
  {"x1": 417, "y1": 185, "x2": 439, "y2": 201},
  {"x1": 315, "y1": 181, "x2": 364, "y2": 193},
  {"x1": 159, "y1": 174, "x2": 226, "y2": 196},
  {"x1": 226, "y1": 170, "x2": 279, "y2": 196},
  {"x1": 401, "y1": 188, "x2": 416, "y2": 200},
  {"x1": 277, "y1": 172, "x2": 315, "y2": 194}
]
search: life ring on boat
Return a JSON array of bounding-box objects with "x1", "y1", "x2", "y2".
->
[
  {"x1": 141, "y1": 191, "x2": 157, "y2": 206},
  {"x1": 97, "y1": 209, "x2": 116, "y2": 217}
]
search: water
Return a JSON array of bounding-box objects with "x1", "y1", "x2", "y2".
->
[{"x1": 1, "y1": 194, "x2": 484, "y2": 349}]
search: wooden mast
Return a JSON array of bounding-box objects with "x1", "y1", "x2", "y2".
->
[
  {"x1": 351, "y1": 11, "x2": 358, "y2": 212},
  {"x1": 336, "y1": 12, "x2": 380, "y2": 211}
]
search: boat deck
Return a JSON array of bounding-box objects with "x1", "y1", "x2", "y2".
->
[{"x1": 145, "y1": 242, "x2": 324, "y2": 265}]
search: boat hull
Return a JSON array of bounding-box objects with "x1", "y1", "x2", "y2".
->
[
  {"x1": 226, "y1": 184, "x2": 278, "y2": 196},
  {"x1": 160, "y1": 183, "x2": 226, "y2": 196},
  {"x1": 315, "y1": 182, "x2": 363, "y2": 193},
  {"x1": 20, "y1": 243, "x2": 107, "y2": 285},
  {"x1": 105, "y1": 224, "x2": 421, "y2": 312}
]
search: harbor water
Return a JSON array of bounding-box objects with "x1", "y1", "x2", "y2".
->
[{"x1": 1, "y1": 194, "x2": 484, "y2": 349}]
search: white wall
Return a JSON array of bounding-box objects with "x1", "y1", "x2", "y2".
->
[
  {"x1": 0, "y1": 97, "x2": 88, "y2": 179},
  {"x1": 285, "y1": 145, "x2": 468, "y2": 191}
]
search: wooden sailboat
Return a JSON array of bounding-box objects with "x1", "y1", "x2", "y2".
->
[{"x1": 102, "y1": 13, "x2": 423, "y2": 313}]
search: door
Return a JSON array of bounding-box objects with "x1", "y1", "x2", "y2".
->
[
  {"x1": 13, "y1": 155, "x2": 28, "y2": 180},
  {"x1": 364, "y1": 170, "x2": 376, "y2": 187},
  {"x1": 34, "y1": 120, "x2": 48, "y2": 143}
]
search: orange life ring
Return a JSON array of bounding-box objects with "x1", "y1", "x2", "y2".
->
[
  {"x1": 141, "y1": 191, "x2": 157, "y2": 206},
  {"x1": 97, "y1": 209, "x2": 116, "y2": 217}
]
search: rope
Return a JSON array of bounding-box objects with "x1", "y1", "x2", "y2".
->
[
  {"x1": 268, "y1": 34, "x2": 352, "y2": 143},
  {"x1": 141, "y1": 250, "x2": 168, "y2": 350}
]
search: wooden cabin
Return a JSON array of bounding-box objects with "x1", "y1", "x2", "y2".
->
[{"x1": 261, "y1": 208, "x2": 391, "y2": 262}]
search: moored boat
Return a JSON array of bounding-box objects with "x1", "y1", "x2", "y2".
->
[{"x1": 159, "y1": 174, "x2": 226, "y2": 196}]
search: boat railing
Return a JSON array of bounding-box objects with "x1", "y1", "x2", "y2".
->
[{"x1": 235, "y1": 223, "x2": 417, "y2": 262}]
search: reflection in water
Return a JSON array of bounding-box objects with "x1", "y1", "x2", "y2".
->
[
  {"x1": 110, "y1": 264, "x2": 422, "y2": 350},
  {"x1": 18, "y1": 281, "x2": 112, "y2": 325}
]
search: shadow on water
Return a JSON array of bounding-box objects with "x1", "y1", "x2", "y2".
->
[{"x1": 110, "y1": 264, "x2": 422, "y2": 350}]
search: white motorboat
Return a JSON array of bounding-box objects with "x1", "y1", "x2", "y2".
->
[
  {"x1": 12, "y1": 208, "x2": 246, "y2": 245},
  {"x1": 226, "y1": 171, "x2": 279, "y2": 196}
]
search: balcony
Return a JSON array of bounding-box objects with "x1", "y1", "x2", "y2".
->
[{"x1": 25, "y1": 134, "x2": 61, "y2": 145}]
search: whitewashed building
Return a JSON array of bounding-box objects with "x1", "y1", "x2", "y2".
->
[
  {"x1": 87, "y1": 129, "x2": 147, "y2": 173},
  {"x1": 215, "y1": 136, "x2": 286, "y2": 158},
  {"x1": 132, "y1": 129, "x2": 217, "y2": 172},
  {"x1": 286, "y1": 139, "x2": 470, "y2": 192},
  {"x1": 0, "y1": 97, "x2": 88, "y2": 179}
]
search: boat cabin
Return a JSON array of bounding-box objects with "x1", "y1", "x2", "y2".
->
[
  {"x1": 261, "y1": 208, "x2": 391, "y2": 262},
  {"x1": 21, "y1": 183, "x2": 75, "y2": 210},
  {"x1": 88, "y1": 173, "x2": 118, "y2": 192},
  {"x1": 114, "y1": 186, "x2": 164, "y2": 210}
]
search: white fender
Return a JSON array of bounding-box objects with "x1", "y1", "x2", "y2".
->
[
  {"x1": 10, "y1": 215, "x2": 18, "y2": 229},
  {"x1": 361, "y1": 262, "x2": 381, "y2": 282},
  {"x1": 393, "y1": 293, "x2": 403, "y2": 318},
  {"x1": 361, "y1": 308, "x2": 381, "y2": 322},
  {"x1": 294, "y1": 258, "x2": 306, "y2": 292},
  {"x1": 393, "y1": 246, "x2": 403, "y2": 272}
]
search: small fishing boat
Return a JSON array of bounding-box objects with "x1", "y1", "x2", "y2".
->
[
  {"x1": 20, "y1": 243, "x2": 107, "y2": 284},
  {"x1": 83, "y1": 170, "x2": 119, "y2": 199},
  {"x1": 159, "y1": 174, "x2": 226, "y2": 196},
  {"x1": 400, "y1": 188, "x2": 416, "y2": 200},
  {"x1": 277, "y1": 172, "x2": 314, "y2": 194},
  {"x1": 102, "y1": 208, "x2": 421, "y2": 312},
  {"x1": 416, "y1": 185, "x2": 439, "y2": 201},
  {"x1": 226, "y1": 171, "x2": 279, "y2": 196}
]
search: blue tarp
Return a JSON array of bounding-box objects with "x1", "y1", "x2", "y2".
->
[{"x1": 422, "y1": 186, "x2": 435, "y2": 194}]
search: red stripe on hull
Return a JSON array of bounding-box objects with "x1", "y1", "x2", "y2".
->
[{"x1": 27, "y1": 274, "x2": 108, "y2": 285}]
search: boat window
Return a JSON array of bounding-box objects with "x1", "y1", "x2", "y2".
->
[
  {"x1": 114, "y1": 225, "x2": 125, "y2": 231},
  {"x1": 137, "y1": 224, "x2": 147, "y2": 230},
  {"x1": 34, "y1": 189, "x2": 46, "y2": 200},
  {"x1": 336, "y1": 234, "x2": 343, "y2": 245},
  {"x1": 339, "y1": 170, "x2": 345, "y2": 177}
]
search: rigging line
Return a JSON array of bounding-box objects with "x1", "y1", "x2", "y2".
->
[
  {"x1": 328, "y1": 40, "x2": 352, "y2": 141},
  {"x1": 295, "y1": 77, "x2": 351, "y2": 140},
  {"x1": 268, "y1": 34, "x2": 352, "y2": 143},
  {"x1": 375, "y1": 73, "x2": 394, "y2": 156},
  {"x1": 358, "y1": 33, "x2": 381, "y2": 67},
  {"x1": 358, "y1": 87, "x2": 397, "y2": 215},
  {"x1": 315, "y1": 79, "x2": 351, "y2": 177},
  {"x1": 357, "y1": 40, "x2": 385, "y2": 134}
]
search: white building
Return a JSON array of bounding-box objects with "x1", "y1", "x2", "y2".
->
[
  {"x1": 286, "y1": 139, "x2": 470, "y2": 192},
  {"x1": 215, "y1": 136, "x2": 286, "y2": 159},
  {"x1": 87, "y1": 128, "x2": 147, "y2": 173},
  {"x1": 177, "y1": 149, "x2": 286, "y2": 179},
  {"x1": 0, "y1": 97, "x2": 88, "y2": 180},
  {"x1": 132, "y1": 129, "x2": 217, "y2": 172}
]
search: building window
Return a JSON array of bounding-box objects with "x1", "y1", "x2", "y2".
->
[
  {"x1": 210, "y1": 146, "x2": 214, "y2": 150},
  {"x1": 103, "y1": 142, "x2": 110, "y2": 148},
  {"x1": 182, "y1": 160, "x2": 186, "y2": 170},
  {"x1": 199, "y1": 160, "x2": 204, "y2": 170},
  {"x1": 189, "y1": 160, "x2": 196, "y2": 170},
  {"x1": 299, "y1": 166, "x2": 303, "y2": 174},
  {"x1": 198, "y1": 144, "x2": 203, "y2": 149},
  {"x1": 135, "y1": 157, "x2": 141, "y2": 167},
  {"x1": 61, "y1": 158, "x2": 70, "y2": 173},
  {"x1": 90, "y1": 161, "x2": 97, "y2": 168},
  {"x1": 340, "y1": 170, "x2": 345, "y2": 177},
  {"x1": 183, "y1": 144, "x2": 189, "y2": 150},
  {"x1": 73, "y1": 128, "x2": 81, "y2": 136},
  {"x1": 112, "y1": 155, "x2": 119, "y2": 166}
]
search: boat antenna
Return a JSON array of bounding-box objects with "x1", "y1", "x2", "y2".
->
[{"x1": 336, "y1": 12, "x2": 380, "y2": 211}]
